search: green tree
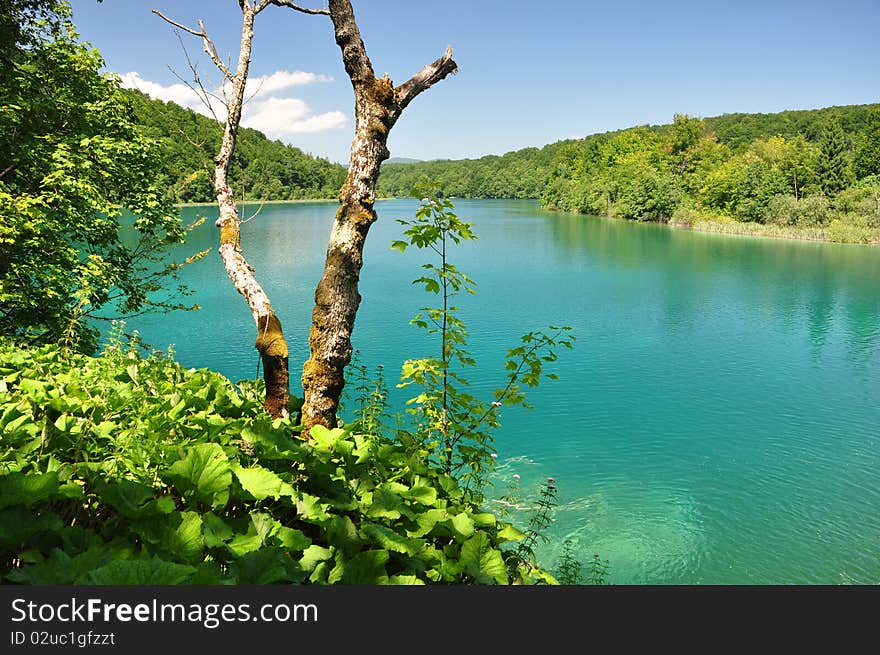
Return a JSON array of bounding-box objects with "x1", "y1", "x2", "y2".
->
[
  {"x1": 815, "y1": 117, "x2": 851, "y2": 196},
  {"x1": 0, "y1": 0, "x2": 198, "y2": 353},
  {"x1": 853, "y1": 109, "x2": 880, "y2": 180},
  {"x1": 669, "y1": 113, "x2": 704, "y2": 156}
]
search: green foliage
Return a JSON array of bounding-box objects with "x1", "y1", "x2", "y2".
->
[
  {"x1": 0, "y1": 334, "x2": 557, "y2": 585},
  {"x1": 853, "y1": 110, "x2": 880, "y2": 180},
  {"x1": 554, "y1": 539, "x2": 582, "y2": 585},
  {"x1": 123, "y1": 89, "x2": 346, "y2": 204},
  {"x1": 0, "y1": 1, "x2": 203, "y2": 353},
  {"x1": 505, "y1": 479, "x2": 558, "y2": 582},
  {"x1": 345, "y1": 350, "x2": 390, "y2": 437},
  {"x1": 553, "y1": 539, "x2": 610, "y2": 585},
  {"x1": 378, "y1": 145, "x2": 568, "y2": 200},
  {"x1": 763, "y1": 195, "x2": 832, "y2": 227},
  {"x1": 376, "y1": 103, "x2": 879, "y2": 242},
  {"x1": 586, "y1": 554, "x2": 611, "y2": 585},
  {"x1": 815, "y1": 117, "x2": 852, "y2": 196},
  {"x1": 394, "y1": 193, "x2": 574, "y2": 493}
]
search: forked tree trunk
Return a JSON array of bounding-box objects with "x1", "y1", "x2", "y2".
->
[
  {"x1": 297, "y1": 0, "x2": 457, "y2": 432},
  {"x1": 155, "y1": 2, "x2": 290, "y2": 419}
]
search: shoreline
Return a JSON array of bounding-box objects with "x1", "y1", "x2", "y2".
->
[
  {"x1": 176, "y1": 197, "x2": 879, "y2": 245},
  {"x1": 668, "y1": 219, "x2": 879, "y2": 245},
  {"x1": 546, "y1": 205, "x2": 879, "y2": 246}
]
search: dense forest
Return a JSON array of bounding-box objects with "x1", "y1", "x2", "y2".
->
[
  {"x1": 378, "y1": 104, "x2": 880, "y2": 243},
  {"x1": 378, "y1": 104, "x2": 880, "y2": 199},
  {"x1": 124, "y1": 76, "x2": 880, "y2": 243},
  {"x1": 125, "y1": 89, "x2": 347, "y2": 203}
]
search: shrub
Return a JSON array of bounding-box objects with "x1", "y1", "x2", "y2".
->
[{"x1": 0, "y1": 336, "x2": 554, "y2": 585}]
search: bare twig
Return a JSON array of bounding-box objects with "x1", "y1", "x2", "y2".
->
[
  {"x1": 240, "y1": 200, "x2": 266, "y2": 224},
  {"x1": 152, "y1": 10, "x2": 234, "y2": 81}
]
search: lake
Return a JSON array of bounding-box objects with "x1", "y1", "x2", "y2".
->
[{"x1": 128, "y1": 198, "x2": 880, "y2": 584}]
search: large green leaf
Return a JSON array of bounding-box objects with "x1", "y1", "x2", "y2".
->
[
  {"x1": 130, "y1": 511, "x2": 204, "y2": 565},
  {"x1": 325, "y1": 515, "x2": 362, "y2": 556},
  {"x1": 449, "y1": 512, "x2": 475, "y2": 539},
  {"x1": 328, "y1": 549, "x2": 389, "y2": 584},
  {"x1": 403, "y1": 483, "x2": 437, "y2": 506},
  {"x1": 299, "y1": 545, "x2": 333, "y2": 573},
  {"x1": 0, "y1": 507, "x2": 63, "y2": 549},
  {"x1": 92, "y1": 478, "x2": 174, "y2": 519},
  {"x1": 201, "y1": 512, "x2": 234, "y2": 548},
  {"x1": 0, "y1": 471, "x2": 59, "y2": 509},
  {"x1": 460, "y1": 532, "x2": 508, "y2": 585},
  {"x1": 86, "y1": 557, "x2": 196, "y2": 585},
  {"x1": 387, "y1": 574, "x2": 425, "y2": 585},
  {"x1": 360, "y1": 523, "x2": 423, "y2": 556},
  {"x1": 231, "y1": 463, "x2": 294, "y2": 501},
  {"x1": 408, "y1": 508, "x2": 448, "y2": 538},
  {"x1": 230, "y1": 548, "x2": 304, "y2": 584},
  {"x1": 163, "y1": 443, "x2": 231, "y2": 508}
]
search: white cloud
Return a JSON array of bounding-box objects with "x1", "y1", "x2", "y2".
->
[
  {"x1": 119, "y1": 71, "x2": 214, "y2": 117},
  {"x1": 244, "y1": 70, "x2": 333, "y2": 98},
  {"x1": 243, "y1": 97, "x2": 347, "y2": 137},
  {"x1": 118, "y1": 70, "x2": 347, "y2": 138}
]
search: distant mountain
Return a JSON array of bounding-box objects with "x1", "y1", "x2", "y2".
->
[{"x1": 385, "y1": 157, "x2": 423, "y2": 164}]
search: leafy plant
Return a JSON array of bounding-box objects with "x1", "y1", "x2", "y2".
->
[
  {"x1": 0, "y1": 0, "x2": 205, "y2": 354},
  {"x1": 554, "y1": 539, "x2": 582, "y2": 585},
  {"x1": 393, "y1": 192, "x2": 574, "y2": 493},
  {"x1": 0, "y1": 337, "x2": 555, "y2": 585},
  {"x1": 586, "y1": 553, "x2": 611, "y2": 585}
]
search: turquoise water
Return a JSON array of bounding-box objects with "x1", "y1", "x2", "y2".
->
[{"x1": 129, "y1": 199, "x2": 880, "y2": 584}]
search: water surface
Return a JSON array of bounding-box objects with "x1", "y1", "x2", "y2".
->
[{"x1": 130, "y1": 199, "x2": 880, "y2": 584}]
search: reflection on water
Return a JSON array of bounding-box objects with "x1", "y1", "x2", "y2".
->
[{"x1": 129, "y1": 199, "x2": 880, "y2": 584}]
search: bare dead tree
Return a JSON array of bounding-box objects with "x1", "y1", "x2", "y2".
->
[
  {"x1": 273, "y1": 0, "x2": 458, "y2": 433},
  {"x1": 154, "y1": 1, "x2": 291, "y2": 419}
]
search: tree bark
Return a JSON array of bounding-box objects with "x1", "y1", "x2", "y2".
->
[
  {"x1": 298, "y1": 0, "x2": 457, "y2": 432},
  {"x1": 155, "y1": 2, "x2": 290, "y2": 419}
]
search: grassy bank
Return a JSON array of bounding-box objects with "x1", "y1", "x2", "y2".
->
[{"x1": 668, "y1": 217, "x2": 880, "y2": 244}]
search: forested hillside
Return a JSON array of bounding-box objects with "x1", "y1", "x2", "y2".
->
[
  {"x1": 125, "y1": 89, "x2": 346, "y2": 203},
  {"x1": 377, "y1": 103, "x2": 880, "y2": 243},
  {"x1": 377, "y1": 104, "x2": 880, "y2": 200}
]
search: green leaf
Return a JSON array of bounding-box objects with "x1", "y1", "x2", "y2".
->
[
  {"x1": 330, "y1": 549, "x2": 389, "y2": 584},
  {"x1": 0, "y1": 472, "x2": 60, "y2": 509},
  {"x1": 163, "y1": 443, "x2": 231, "y2": 508},
  {"x1": 497, "y1": 523, "x2": 526, "y2": 543},
  {"x1": 361, "y1": 523, "x2": 423, "y2": 556},
  {"x1": 92, "y1": 478, "x2": 173, "y2": 519},
  {"x1": 387, "y1": 574, "x2": 425, "y2": 585},
  {"x1": 449, "y1": 512, "x2": 475, "y2": 539},
  {"x1": 309, "y1": 424, "x2": 345, "y2": 451},
  {"x1": 408, "y1": 508, "x2": 448, "y2": 538},
  {"x1": 0, "y1": 507, "x2": 63, "y2": 550},
  {"x1": 460, "y1": 532, "x2": 508, "y2": 585},
  {"x1": 472, "y1": 513, "x2": 496, "y2": 528},
  {"x1": 201, "y1": 512, "x2": 234, "y2": 548},
  {"x1": 231, "y1": 464, "x2": 294, "y2": 501},
  {"x1": 404, "y1": 483, "x2": 437, "y2": 506},
  {"x1": 130, "y1": 511, "x2": 204, "y2": 565},
  {"x1": 297, "y1": 492, "x2": 330, "y2": 522},
  {"x1": 230, "y1": 548, "x2": 303, "y2": 584},
  {"x1": 87, "y1": 557, "x2": 196, "y2": 585},
  {"x1": 326, "y1": 515, "x2": 362, "y2": 556},
  {"x1": 299, "y1": 545, "x2": 333, "y2": 573}
]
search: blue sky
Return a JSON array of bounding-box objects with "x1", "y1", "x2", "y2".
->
[{"x1": 69, "y1": 0, "x2": 880, "y2": 164}]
